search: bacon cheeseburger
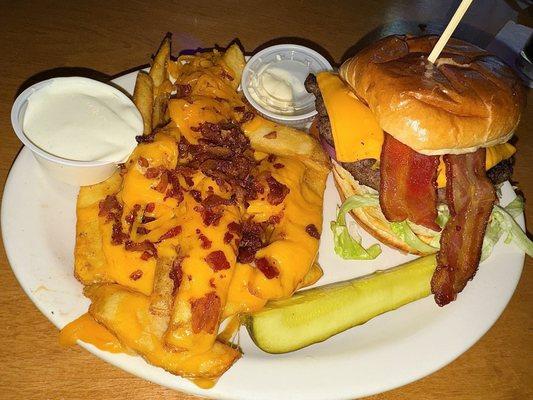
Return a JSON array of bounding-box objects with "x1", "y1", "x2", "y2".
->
[{"x1": 306, "y1": 35, "x2": 526, "y2": 306}]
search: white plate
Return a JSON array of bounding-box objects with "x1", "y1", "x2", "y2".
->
[{"x1": 1, "y1": 71, "x2": 525, "y2": 400}]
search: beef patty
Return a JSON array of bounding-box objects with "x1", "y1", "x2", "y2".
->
[{"x1": 305, "y1": 73, "x2": 514, "y2": 199}]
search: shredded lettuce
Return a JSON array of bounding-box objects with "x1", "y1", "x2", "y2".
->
[
  {"x1": 502, "y1": 195, "x2": 524, "y2": 218},
  {"x1": 330, "y1": 194, "x2": 381, "y2": 260},
  {"x1": 390, "y1": 221, "x2": 438, "y2": 254},
  {"x1": 492, "y1": 197, "x2": 532, "y2": 256},
  {"x1": 332, "y1": 193, "x2": 532, "y2": 262},
  {"x1": 435, "y1": 204, "x2": 450, "y2": 229},
  {"x1": 480, "y1": 196, "x2": 532, "y2": 261}
]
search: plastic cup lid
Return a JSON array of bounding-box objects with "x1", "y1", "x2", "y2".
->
[{"x1": 242, "y1": 44, "x2": 333, "y2": 121}]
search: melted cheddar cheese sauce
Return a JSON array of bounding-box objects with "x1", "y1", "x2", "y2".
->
[
  {"x1": 168, "y1": 50, "x2": 244, "y2": 144},
  {"x1": 85, "y1": 284, "x2": 240, "y2": 378},
  {"x1": 223, "y1": 154, "x2": 324, "y2": 316},
  {"x1": 164, "y1": 178, "x2": 241, "y2": 354},
  {"x1": 59, "y1": 313, "x2": 128, "y2": 353},
  {"x1": 316, "y1": 72, "x2": 516, "y2": 188},
  {"x1": 247, "y1": 156, "x2": 323, "y2": 298},
  {"x1": 64, "y1": 48, "x2": 328, "y2": 384},
  {"x1": 97, "y1": 132, "x2": 180, "y2": 295}
]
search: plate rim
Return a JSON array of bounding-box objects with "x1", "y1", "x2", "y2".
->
[{"x1": 1, "y1": 69, "x2": 526, "y2": 400}]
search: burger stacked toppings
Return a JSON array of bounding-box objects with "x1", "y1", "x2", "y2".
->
[{"x1": 307, "y1": 35, "x2": 526, "y2": 306}]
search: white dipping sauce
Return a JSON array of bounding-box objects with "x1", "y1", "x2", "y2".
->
[
  {"x1": 247, "y1": 60, "x2": 310, "y2": 115},
  {"x1": 23, "y1": 77, "x2": 142, "y2": 162}
]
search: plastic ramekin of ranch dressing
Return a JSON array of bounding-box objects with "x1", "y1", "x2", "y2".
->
[
  {"x1": 11, "y1": 76, "x2": 143, "y2": 186},
  {"x1": 242, "y1": 44, "x2": 333, "y2": 128}
]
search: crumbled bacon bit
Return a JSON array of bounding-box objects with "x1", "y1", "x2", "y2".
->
[
  {"x1": 267, "y1": 213, "x2": 283, "y2": 225},
  {"x1": 137, "y1": 227, "x2": 149, "y2": 235},
  {"x1": 205, "y1": 250, "x2": 231, "y2": 271},
  {"x1": 223, "y1": 231, "x2": 234, "y2": 244},
  {"x1": 178, "y1": 138, "x2": 193, "y2": 159},
  {"x1": 142, "y1": 216, "x2": 155, "y2": 224},
  {"x1": 176, "y1": 166, "x2": 196, "y2": 176},
  {"x1": 189, "y1": 189, "x2": 202, "y2": 203},
  {"x1": 209, "y1": 278, "x2": 216, "y2": 288},
  {"x1": 145, "y1": 167, "x2": 161, "y2": 179},
  {"x1": 135, "y1": 132, "x2": 156, "y2": 143},
  {"x1": 305, "y1": 224, "x2": 320, "y2": 239},
  {"x1": 255, "y1": 257, "x2": 279, "y2": 279},
  {"x1": 237, "y1": 220, "x2": 264, "y2": 263},
  {"x1": 220, "y1": 69, "x2": 234, "y2": 81},
  {"x1": 184, "y1": 175, "x2": 194, "y2": 187},
  {"x1": 273, "y1": 163, "x2": 284, "y2": 169},
  {"x1": 240, "y1": 111, "x2": 255, "y2": 124},
  {"x1": 266, "y1": 175, "x2": 289, "y2": 205},
  {"x1": 165, "y1": 170, "x2": 184, "y2": 203},
  {"x1": 100, "y1": 195, "x2": 126, "y2": 245},
  {"x1": 145, "y1": 202, "x2": 155, "y2": 213},
  {"x1": 125, "y1": 204, "x2": 141, "y2": 225},
  {"x1": 158, "y1": 226, "x2": 182, "y2": 241},
  {"x1": 233, "y1": 106, "x2": 245, "y2": 113},
  {"x1": 125, "y1": 240, "x2": 157, "y2": 259},
  {"x1": 154, "y1": 170, "x2": 169, "y2": 193},
  {"x1": 190, "y1": 292, "x2": 221, "y2": 334},
  {"x1": 129, "y1": 269, "x2": 143, "y2": 281},
  {"x1": 196, "y1": 229, "x2": 212, "y2": 249},
  {"x1": 227, "y1": 222, "x2": 242, "y2": 233},
  {"x1": 264, "y1": 131, "x2": 277, "y2": 139},
  {"x1": 202, "y1": 194, "x2": 229, "y2": 208},
  {"x1": 98, "y1": 195, "x2": 122, "y2": 222},
  {"x1": 183, "y1": 122, "x2": 257, "y2": 197},
  {"x1": 267, "y1": 154, "x2": 276, "y2": 163},
  {"x1": 195, "y1": 205, "x2": 223, "y2": 227},
  {"x1": 169, "y1": 257, "x2": 184, "y2": 295},
  {"x1": 242, "y1": 175, "x2": 264, "y2": 202},
  {"x1": 137, "y1": 157, "x2": 149, "y2": 168},
  {"x1": 112, "y1": 220, "x2": 128, "y2": 245},
  {"x1": 175, "y1": 84, "x2": 192, "y2": 99},
  {"x1": 205, "y1": 209, "x2": 223, "y2": 226}
]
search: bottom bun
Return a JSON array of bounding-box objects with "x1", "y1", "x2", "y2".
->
[{"x1": 332, "y1": 160, "x2": 438, "y2": 255}]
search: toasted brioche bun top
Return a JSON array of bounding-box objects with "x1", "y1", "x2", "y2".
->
[{"x1": 339, "y1": 35, "x2": 526, "y2": 155}]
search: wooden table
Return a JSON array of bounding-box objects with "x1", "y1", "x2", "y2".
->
[{"x1": 1, "y1": 1, "x2": 531, "y2": 399}]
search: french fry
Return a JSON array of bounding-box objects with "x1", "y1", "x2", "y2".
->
[
  {"x1": 133, "y1": 71, "x2": 154, "y2": 135},
  {"x1": 148, "y1": 256, "x2": 175, "y2": 340},
  {"x1": 69, "y1": 39, "x2": 329, "y2": 384},
  {"x1": 152, "y1": 92, "x2": 170, "y2": 130},
  {"x1": 222, "y1": 43, "x2": 246, "y2": 90},
  {"x1": 297, "y1": 262, "x2": 324, "y2": 289},
  {"x1": 165, "y1": 187, "x2": 241, "y2": 355},
  {"x1": 150, "y1": 256, "x2": 175, "y2": 318},
  {"x1": 150, "y1": 35, "x2": 171, "y2": 88},
  {"x1": 86, "y1": 284, "x2": 240, "y2": 379},
  {"x1": 75, "y1": 171, "x2": 122, "y2": 285}
]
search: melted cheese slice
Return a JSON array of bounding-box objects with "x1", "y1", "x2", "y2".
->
[
  {"x1": 436, "y1": 143, "x2": 516, "y2": 187},
  {"x1": 316, "y1": 72, "x2": 384, "y2": 162},
  {"x1": 317, "y1": 72, "x2": 516, "y2": 188}
]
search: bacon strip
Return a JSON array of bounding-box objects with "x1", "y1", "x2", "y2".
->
[
  {"x1": 380, "y1": 133, "x2": 440, "y2": 231},
  {"x1": 431, "y1": 148, "x2": 496, "y2": 306}
]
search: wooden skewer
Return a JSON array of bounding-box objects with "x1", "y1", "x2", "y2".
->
[{"x1": 427, "y1": 0, "x2": 474, "y2": 64}]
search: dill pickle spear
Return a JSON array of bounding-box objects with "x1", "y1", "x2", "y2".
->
[{"x1": 243, "y1": 255, "x2": 437, "y2": 354}]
